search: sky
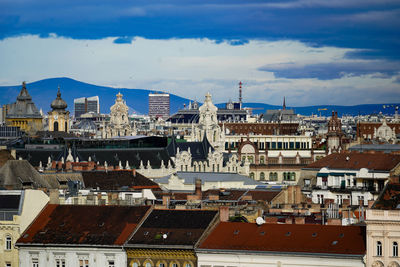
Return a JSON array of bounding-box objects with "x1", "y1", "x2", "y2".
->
[{"x1": 1, "y1": 0, "x2": 400, "y2": 106}]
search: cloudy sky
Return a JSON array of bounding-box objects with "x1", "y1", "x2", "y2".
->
[{"x1": 1, "y1": 0, "x2": 400, "y2": 106}]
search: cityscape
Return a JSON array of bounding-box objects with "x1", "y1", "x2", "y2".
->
[{"x1": 1, "y1": 1, "x2": 400, "y2": 267}]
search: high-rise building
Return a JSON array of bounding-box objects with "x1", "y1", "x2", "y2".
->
[
  {"x1": 74, "y1": 96, "x2": 99, "y2": 118},
  {"x1": 148, "y1": 93, "x2": 170, "y2": 119}
]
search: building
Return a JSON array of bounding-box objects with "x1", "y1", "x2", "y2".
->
[
  {"x1": 357, "y1": 120, "x2": 400, "y2": 143},
  {"x1": 326, "y1": 111, "x2": 344, "y2": 153},
  {"x1": 48, "y1": 87, "x2": 70, "y2": 132},
  {"x1": 5, "y1": 82, "x2": 43, "y2": 134},
  {"x1": 125, "y1": 209, "x2": 218, "y2": 267},
  {"x1": 197, "y1": 221, "x2": 366, "y2": 267},
  {"x1": 148, "y1": 93, "x2": 170, "y2": 119},
  {"x1": 302, "y1": 152, "x2": 400, "y2": 206},
  {"x1": 17, "y1": 204, "x2": 151, "y2": 267},
  {"x1": 0, "y1": 190, "x2": 49, "y2": 267},
  {"x1": 366, "y1": 182, "x2": 400, "y2": 267},
  {"x1": 155, "y1": 171, "x2": 264, "y2": 191},
  {"x1": 74, "y1": 96, "x2": 99, "y2": 118}
]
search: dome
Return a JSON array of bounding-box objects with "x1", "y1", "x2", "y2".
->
[{"x1": 51, "y1": 87, "x2": 68, "y2": 110}]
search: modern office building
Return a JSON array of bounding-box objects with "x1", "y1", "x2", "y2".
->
[
  {"x1": 73, "y1": 96, "x2": 99, "y2": 118},
  {"x1": 148, "y1": 93, "x2": 170, "y2": 119}
]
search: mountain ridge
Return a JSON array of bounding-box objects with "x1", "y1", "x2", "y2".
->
[{"x1": 0, "y1": 77, "x2": 398, "y2": 116}]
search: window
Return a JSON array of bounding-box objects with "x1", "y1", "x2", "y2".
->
[
  {"x1": 260, "y1": 156, "x2": 265, "y2": 164},
  {"x1": 131, "y1": 263, "x2": 139, "y2": 267},
  {"x1": 32, "y1": 258, "x2": 39, "y2": 267},
  {"x1": 260, "y1": 172, "x2": 265, "y2": 181},
  {"x1": 5, "y1": 235, "x2": 12, "y2": 250},
  {"x1": 377, "y1": 241, "x2": 383, "y2": 256},
  {"x1": 250, "y1": 172, "x2": 255, "y2": 179},
  {"x1": 394, "y1": 242, "x2": 398, "y2": 257},
  {"x1": 159, "y1": 264, "x2": 165, "y2": 267},
  {"x1": 56, "y1": 259, "x2": 65, "y2": 267},
  {"x1": 145, "y1": 263, "x2": 152, "y2": 267},
  {"x1": 6, "y1": 263, "x2": 11, "y2": 267},
  {"x1": 79, "y1": 259, "x2": 89, "y2": 267},
  {"x1": 108, "y1": 260, "x2": 115, "y2": 267}
]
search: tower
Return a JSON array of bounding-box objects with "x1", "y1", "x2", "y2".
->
[
  {"x1": 239, "y1": 81, "x2": 243, "y2": 108},
  {"x1": 48, "y1": 86, "x2": 70, "y2": 132},
  {"x1": 283, "y1": 96, "x2": 286, "y2": 110}
]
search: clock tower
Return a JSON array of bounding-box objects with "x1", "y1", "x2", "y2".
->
[{"x1": 48, "y1": 87, "x2": 70, "y2": 132}]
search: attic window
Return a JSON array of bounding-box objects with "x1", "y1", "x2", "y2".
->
[
  {"x1": 60, "y1": 222, "x2": 65, "y2": 227},
  {"x1": 312, "y1": 233, "x2": 317, "y2": 237},
  {"x1": 99, "y1": 222, "x2": 104, "y2": 227},
  {"x1": 339, "y1": 233, "x2": 344, "y2": 238},
  {"x1": 332, "y1": 240, "x2": 338, "y2": 245},
  {"x1": 186, "y1": 232, "x2": 192, "y2": 236},
  {"x1": 285, "y1": 232, "x2": 291, "y2": 236},
  {"x1": 23, "y1": 234, "x2": 29, "y2": 238},
  {"x1": 144, "y1": 231, "x2": 149, "y2": 236},
  {"x1": 234, "y1": 230, "x2": 240, "y2": 235},
  {"x1": 260, "y1": 231, "x2": 265, "y2": 235}
]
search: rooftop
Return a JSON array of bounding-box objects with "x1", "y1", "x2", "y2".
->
[
  {"x1": 17, "y1": 204, "x2": 151, "y2": 246},
  {"x1": 199, "y1": 222, "x2": 366, "y2": 256}
]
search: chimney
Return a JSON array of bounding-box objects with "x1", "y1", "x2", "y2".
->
[
  {"x1": 49, "y1": 189, "x2": 60, "y2": 204},
  {"x1": 294, "y1": 216, "x2": 305, "y2": 224},
  {"x1": 219, "y1": 206, "x2": 229, "y2": 222},
  {"x1": 162, "y1": 195, "x2": 171, "y2": 208},
  {"x1": 285, "y1": 217, "x2": 293, "y2": 224},
  {"x1": 132, "y1": 169, "x2": 136, "y2": 177},
  {"x1": 327, "y1": 218, "x2": 341, "y2": 225},
  {"x1": 195, "y1": 178, "x2": 202, "y2": 198}
]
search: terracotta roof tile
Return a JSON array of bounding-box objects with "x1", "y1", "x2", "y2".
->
[
  {"x1": 199, "y1": 222, "x2": 365, "y2": 255},
  {"x1": 305, "y1": 152, "x2": 400, "y2": 171},
  {"x1": 372, "y1": 183, "x2": 400, "y2": 210},
  {"x1": 17, "y1": 204, "x2": 151, "y2": 246}
]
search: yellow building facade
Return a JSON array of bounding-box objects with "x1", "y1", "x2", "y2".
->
[
  {"x1": 5, "y1": 82, "x2": 43, "y2": 134},
  {"x1": 48, "y1": 87, "x2": 70, "y2": 132}
]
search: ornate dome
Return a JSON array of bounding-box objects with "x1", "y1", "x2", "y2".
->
[{"x1": 51, "y1": 87, "x2": 68, "y2": 110}]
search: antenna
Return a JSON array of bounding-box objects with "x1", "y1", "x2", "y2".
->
[{"x1": 239, "y1": 81, "x2": 243, "y2": 108}]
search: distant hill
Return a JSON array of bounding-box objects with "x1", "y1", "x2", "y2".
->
[{"x1": 0, "y1": 77, "x2": 398, "y2": 117}]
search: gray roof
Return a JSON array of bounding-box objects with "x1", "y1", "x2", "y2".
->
[
  {"x1": 349, "y1": 144, "x2": 400, "y2": 153},
  {"x1": 0, "y1": 160, "x2": 51, "y2": 189},
  {"x1": 157, "y1": 171, "x2": 263, "y2": 186},
  {"x1": 6, "y1": 83, "x2": 42, "y2": 119}
]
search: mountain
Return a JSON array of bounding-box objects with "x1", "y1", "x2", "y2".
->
[{"x1": 0, "y1": 77, "x2": 398, "y2": 117}]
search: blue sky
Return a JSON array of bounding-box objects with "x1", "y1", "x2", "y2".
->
[{"x1": 1, "y1": 0, "x2": 400, "y2": 105}]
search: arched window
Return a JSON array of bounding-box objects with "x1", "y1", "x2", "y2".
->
[
  {"x1": 65, "y1": 121, "x2": 68, "y2": 132},
  {"x1": 260, "y1": 172, "x2": 265, "y2": 180},
  {"x1": 193, "y1": 164, "x2": 196, "y2": 172},
  {"x1": 54, "y1": 121, "x2": 59, "y2": 131},
  {"x1": 377, "y1": 241, "x2": 383, "y2": 256},
  {"x1": 291, "y1": 172, "x2": 296, "y2": 181},
  {"x1": 5, "y1": 235, "x2": 11, "y2": 250},
  {"x1": 260, "y1": 156, "x2": 265, "y2": 164},
  {"x1": 250, "y1": 172, "x2": 255, "y2": 179},
  {"x1": 394, "y1": 242, "x2": 398, "y2": 257}
]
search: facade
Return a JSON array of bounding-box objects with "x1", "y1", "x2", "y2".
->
[
  {"x1": 48, "y1": 87, "x2": 70, "y2": 132},
  {"x1": 5, "y1": 82, "x2": 43, "y2": 134},
  {"x1": 74, "y1": 96, "x2": 99, "y2": 118},
  {"x1": 357, "y1": 121, "x2": 400, "y2": 143},
  {"x1": 17, "y1": 205, "x2": 151, "y2": 267},
  {"x1": 366, "y1": 183, "x2": 400, "y2": 267},
  {"x1": 102, "y1": 92, "x2": 136, "y2": 138},
  {"x1": 0, "y1": 190, "x2": 49, "y2": 267},
  {"x1": 191, "y1": 93, "x2": 225, "y2": 149},
  {"x1": 302, "y1": 152, "x2": 400, "y2": 206},
  {"x1": 148, "y1": 93, "x2": 170, "y2": 119},
  {"x1": 197, "y1": 222, "x2": 366, "y2": 267},
  {"x1": 155, "y1": 171, "x2": 264, "y2": 191}
]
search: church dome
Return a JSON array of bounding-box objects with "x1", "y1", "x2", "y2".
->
[{"x1": 51, "y1": 87, "x2": 68, "y2": 110}]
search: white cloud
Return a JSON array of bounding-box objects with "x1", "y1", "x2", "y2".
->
[{"x1": 0, "y1": 34, "x2": 398, "y2": 106}]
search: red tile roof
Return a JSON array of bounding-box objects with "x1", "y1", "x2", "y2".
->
[
  {"x1": 199, "y1": 222, "x2": 365, "y2": 255},
  {"x1": 305, "y1": 152, "x2": 400, "y2": 171},
  {"x1": 17, "y1": 204, "x2": 151, "y2": 246}
]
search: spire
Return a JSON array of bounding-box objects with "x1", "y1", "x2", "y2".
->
[
  {"x1": 283, "y1": 96, "x2": 286, "y2": 110},
  {"x1": 239, "y1": 81, "x2": 243, "y2": 107}
]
